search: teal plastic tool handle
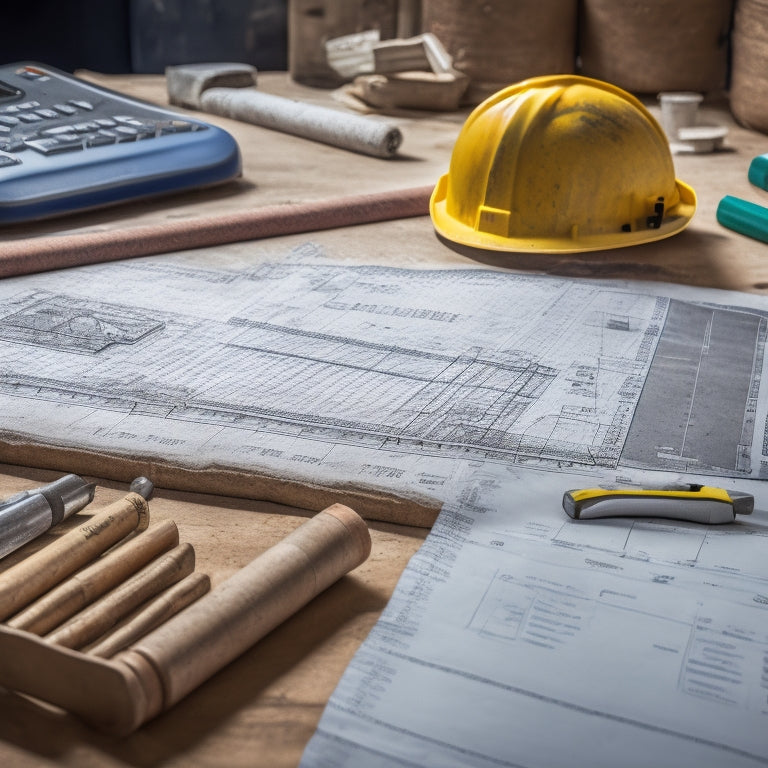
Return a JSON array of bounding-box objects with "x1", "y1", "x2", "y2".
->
[
  {"x1": 748, "y1": 153, "x2": 768, "y2": 190},
  {"x1": 716, "y1": 195, "x2": 768, "y2": 244}
]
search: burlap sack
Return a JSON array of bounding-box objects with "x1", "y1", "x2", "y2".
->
[
  {"x1": 289, "y1": 0, "x2": 397, "y2": 87},
  {"x1": 421, "y1": 0, "x2": 578, "y2": 104},
  {"x1": 730, "y1": 0, "x2": 768, "y2": 133},
  {"x1": 579, "y1": 0, "x2": 733, "y2": 94}
]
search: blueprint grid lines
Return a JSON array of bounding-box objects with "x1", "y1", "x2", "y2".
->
[{"x1": 1, "y1": 259, "x2": 767, "y2": 516}]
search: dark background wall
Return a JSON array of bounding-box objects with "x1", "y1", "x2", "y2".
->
[{"x1": 0, "y1": 0, "x2": 287, "y2": 74}]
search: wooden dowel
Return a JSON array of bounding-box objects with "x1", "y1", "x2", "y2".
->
[
  {"x1": 0, "y1": 186, "x2": 433, "y2": 279},
  {"x1": 8, "y1": 520, "x2": 179, "y2": 635},
  {"x1": 46, "y1": 543, "x2": 195, "y2": 650},
  {"x1": 0, "y1": 493, "x2": 149, "y2": 622},
  {"x1": 117, "y1": 503, "x2": 370, "y2": 716},
  {"x1": 88, "y1": 572, "x2": 211, "y2": 658}
]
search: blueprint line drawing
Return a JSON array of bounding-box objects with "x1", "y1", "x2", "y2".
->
[
  {"x1": 0, "y1": 255, "x2": 767, "y2": 514},
  {"x1": 300, "y1": 464, "x2": 768, "y2": 768}
]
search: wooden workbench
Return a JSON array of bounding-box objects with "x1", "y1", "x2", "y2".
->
[{"x1": 1, "y1": 72, "x2": 768, "y2": 767}]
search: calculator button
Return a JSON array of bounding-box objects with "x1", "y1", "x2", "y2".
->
[
  {"x1": 52, "y1": 132, "x2": 80, "y2": 142},
  {"x1": 18, "y1": 67, "x2": 44, "y2": 79},
  {"x1": 72, "y1": 121, "x2": 100, "y2": 133},
  {"x1": 95, "y1": 118, "x2": 116, "y2": 127},
  {"x1": 114, "y1": 126, "x2": 139, "y2": 140},
  {"x1": 69, "y1": 99, "x2": 94, "y2": 111},
  {"x1": 85, "y1": 132, "x2": 116, "y2": 147},
  {"x1": 35, "y1": 109, "x2": 60, "y2": 119},
  {"x1": 25, "y1": 136, "x2": 84, "y2": 154},
  {"x1": 0, "y1": 154, "x2": 21, "y2": 167},
  {"x1": 158, "y1": 120, "x2": 196, "y2": 134},
  {"x1": 41, "y1": 125, "x2": 77, "y2": 136},
  {"x1": 17, "y1": 101, "x2": 40, "y2": 110},
  {"x1": 0, "y1": 115, "x2": 20, "y2": 127},
  {"x1": 136, "y1": 124, "x2": 158, "y2": 139},
  {"x1": 53, "y1": 103, "x2": 77, "y2": 116},
  {"x1": 18, "y1": 112, "x2": 43, "y2": 123},
  {"x1": 0, "y1": 138, "x2": 26, "y2": 153}
]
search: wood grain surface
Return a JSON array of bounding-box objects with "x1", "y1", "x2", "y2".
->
[{"x1": 0, "y1": 466, "x2": 426, "y2": 767}]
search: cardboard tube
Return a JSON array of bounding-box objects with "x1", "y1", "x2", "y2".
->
[
  {"x1": 117, "y1": 503, "x2": 370, "y2": 716},
  {"x1": 46, "y1": 543, "x2": 195, "y2": 650},
  {"x1": 0, "y1": 186, "x2": 433, "y2": 279},
  {"x1": 88, "y1": 572, "x2": 211, "y2": 658},
  {"x1": 200, "y1": 87, "x2": 402, "y2": 158},
  {"x1": 0, "y1": 493, "x2": 150, "y2": 621},
  {"x1": 8, "y1": 520, "x2": 179, "y2": 635}
]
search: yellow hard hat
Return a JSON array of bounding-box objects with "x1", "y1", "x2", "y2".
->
[{"x1": 430, "y1": 75, "x2": 696, "y2": 253}]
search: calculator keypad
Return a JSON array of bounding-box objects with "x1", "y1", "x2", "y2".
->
[
  {"x1": 0, "y1": 96, "x2": 204, "y2": 159},
  {"x1": 0, "y1": 63, "x2": 240, "y2": 224}
]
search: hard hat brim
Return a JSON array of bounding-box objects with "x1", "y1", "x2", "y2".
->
[{"x1": 430, "y1": 175, "x2": 697, "y2": 254}]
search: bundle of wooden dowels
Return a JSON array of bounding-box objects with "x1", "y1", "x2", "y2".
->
[
  {"x1": 0, "y1": 490, "x2": 209, "y2": 658},
  {"x1": 0, "y1": 482, "x2": 372, "y2": 735}
]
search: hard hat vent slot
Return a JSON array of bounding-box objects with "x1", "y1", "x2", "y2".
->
[
  {"x1": 646, "y1": 197, "x2": 665, "y2": 229},
  {"x1": 476, "y1": 205, "x2": 510, "y2": 236}
]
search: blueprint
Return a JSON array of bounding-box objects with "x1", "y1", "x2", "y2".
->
[
  {"x1": 0, "y1": 248, "x2": 767, "y2": 519},
  {"x1": 300, "y1": 463, "x2": 768, "y2": 767}
]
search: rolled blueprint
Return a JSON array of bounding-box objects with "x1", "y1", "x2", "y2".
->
[
  {"x1": 117, "y1": 503, "x2": 371, "y2": 715},
  {"x1": 199, "y1": 87, "x2": 403, "y2": 158}
]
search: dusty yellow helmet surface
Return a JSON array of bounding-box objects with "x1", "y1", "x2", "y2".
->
[{"x1": 430, "y1": 75, "x2": 696, "y2": 253}]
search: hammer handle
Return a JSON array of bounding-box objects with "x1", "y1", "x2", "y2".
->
[{"x1": 201, "y1": 87, "x2": 402, "y2": 158}]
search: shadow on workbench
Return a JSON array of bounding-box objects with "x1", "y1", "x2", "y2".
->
[
  {"x1": 436, "y1": 228, "x2": 751, "y2": 292},
  {"x1": 0, "y1": 574, "x2": 381, "y2": 765}
]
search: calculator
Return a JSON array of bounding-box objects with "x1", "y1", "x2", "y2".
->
[{"x1": 0, "y1": 62, "x2": 241, "y2": 224}]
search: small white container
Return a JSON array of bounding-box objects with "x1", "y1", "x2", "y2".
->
[{"x1": 658, "y1": 91, "x2": 703, "y2": 140}]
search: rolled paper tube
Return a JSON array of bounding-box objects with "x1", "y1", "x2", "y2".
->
[
  {"x1": 200, "y1": 87, "x2": 402, "y2": 158},
  {"x1": 45, "y1": 543, "x2": 196, "y2": 650},
  {"x1": 8, "y1": 520, "x2": 179, "y2": 635},
  {"x1": 88, "y1": 572, "x2": 211, "y2": 658},
  {"x1": 0, "y1": 493, "x2": 150, "y2": 621},
  {"x1": 0, "y1": 186, "x2": 433, "y2": 279},
  {"x1": 117, "y1": 503, "x2": 371, "y2": 718}
]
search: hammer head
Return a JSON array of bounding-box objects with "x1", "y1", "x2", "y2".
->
[{"x1": 166, "y1": 62, "x2": 257, "y2": 109}]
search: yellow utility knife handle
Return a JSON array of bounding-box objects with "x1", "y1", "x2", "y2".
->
[{"x1": 563, "y1": 484, "x2": 754, "y2": 524}]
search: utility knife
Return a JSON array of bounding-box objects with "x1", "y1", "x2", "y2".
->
[{"x1": 562, "y1": 484, "x2": 754, "y2": 525}]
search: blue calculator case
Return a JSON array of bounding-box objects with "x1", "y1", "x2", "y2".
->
[{"x1": 0, "y1": 62, "x2": 242, "y2": 224}]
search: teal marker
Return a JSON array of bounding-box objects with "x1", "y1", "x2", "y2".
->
[{"x1": 716, "y1": 195, "x2": 768, "y2": 244}]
